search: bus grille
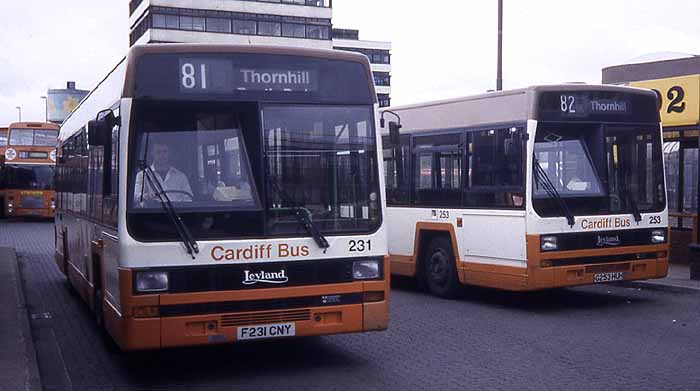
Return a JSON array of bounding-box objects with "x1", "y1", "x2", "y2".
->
[
  {"x1": 20, "y1": 196, "x2": 44, "y2": 209},
  {"x1": 585, "y1": 263, "x2": 631, "y2": 274},
  {"x1": 221, "y1": 309, "x2": 311, "y2": 327}
]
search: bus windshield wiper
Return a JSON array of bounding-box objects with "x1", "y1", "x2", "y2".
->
[
  {"x1": 619, "y1": 171, "x2": 642, "y2": 223},
  {"x1": 534, "y1": 158, "x2": 576, "y2": 227},
  {"x1": 627, "y1": 193, "x2": 642, "y2": 223},
  {"x1": 267, "y1": 176, "x2": 330, "y2": 250},
  {"x1": 138, "y1": 161, "x2": 199, "y2": 259}
]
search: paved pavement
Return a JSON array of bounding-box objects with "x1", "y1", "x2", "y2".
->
[
  {"x1": 0, "y1": 246, "x2": 41, "y2": 391},
  {"x1": 623, "y1": 263, "x2": 700, "y2": 292},
  {"x1": 3, "y1": 219, "x2": 700, "y2": 391}
]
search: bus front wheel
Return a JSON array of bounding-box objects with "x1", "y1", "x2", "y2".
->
[{"x1": 424, "y1": 237, "x2": 461, "y2": 299}]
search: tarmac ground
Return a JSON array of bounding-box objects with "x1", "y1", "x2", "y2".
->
[{"x1": 2, "y1": 219, "x2": 700, "y2": 391}]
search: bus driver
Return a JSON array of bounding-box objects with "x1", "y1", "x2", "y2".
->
[{"x1": 134, "y1": 143, "x2": 193, "y2": 204}]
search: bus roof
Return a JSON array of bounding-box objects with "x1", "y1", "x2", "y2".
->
[
  {"x1": 381, "y1": 84, "x2": 658, "y2": 134},
  {"x1": 61, "y1": 44, "x2": 377, "y2": 141},
  {"x1": 123, "y1": 44, "x2": 376, "y2": 98},
  {"x1": 8, "y1": 122, "x2": 59, "y2": 130}
]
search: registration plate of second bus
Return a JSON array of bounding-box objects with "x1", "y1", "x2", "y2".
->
[
  {"x1": 237, "y1": 323, "x2": 296, "y2": 341},
  {"x1": 593, "y1": 272, "x2": 625, "y2": 283}
]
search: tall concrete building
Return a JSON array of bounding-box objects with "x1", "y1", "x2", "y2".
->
[
  {"x1": 332, "y1": 28, "x2": 391, "y2": 107},
  {"x1": 128, "y1": 0, "x2": 391, "y2": 106}
]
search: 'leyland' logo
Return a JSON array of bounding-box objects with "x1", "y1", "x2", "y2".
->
[
  {"x1": 596, "y1": 235, "x2": 621, "y2": 247},
  {"x1": 242, "y1": 270, "x2": 289, "y2": 285}
]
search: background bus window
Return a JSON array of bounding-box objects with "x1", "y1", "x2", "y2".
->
[
  {"x1": 683, "y1": 147, "x2": 698, "y2": 228},
  {"x1": 9, "y1": 128, "x2": 57, "y2": 146},
  {"x1": 0, "y1": 130, "x2": 7, "y2": 146},
  {"x1": 464, "y1": 127, "x2": 524, "y2": 209},
  {"x1": 664, "y1": 141, "x2": 680, "y2": 227},
  {"x1": 383, "y1": 135, "x2": 410, "y2": 205},
  {"x1": 412, "y1": 133, "x2": 461, "y2": 207},
  {"x1": 9, "y1": 129, "x2": 34, "y2": 146}
]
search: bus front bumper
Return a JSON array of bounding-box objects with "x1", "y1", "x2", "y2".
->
[
  {"x1": 529, "y1": 257, "x2": 669, "y2": 290},
  {"x1": 460, "y1": 239, "x2": 669, "y2": 291},
  {"x1": 106, "y1": 271, "x2": 389, "y2": 351}
]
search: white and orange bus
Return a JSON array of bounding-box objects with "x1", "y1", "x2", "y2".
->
[
  {"x1": 0, "y1": 127, "x2": 6, "y2": 218},
  {"x1": 55, "y1": 44, "x2": 388, "y2": 350},
  {"x1": 0, "y1": 127, "x2": 7, "y2": 152},
  {"x1": 1, "y1": 122, "x2": 58, "y2": 218},
  {"x1": 381, "y1": 85, "x2": 669, "y2": 297}
]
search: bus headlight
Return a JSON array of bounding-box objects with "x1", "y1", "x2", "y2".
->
[
  {"x1": 135, "y1": 271, "x2": 169, "y2": 292},
  {"x1": 651, "y1": 229, "x2": 666, "y2": 244},
  {"x1": 540, "y1": 235, "x2": 559, "y2": 252},
  {"x1": 353, "y1": 260, "x2": 380, "y2": 280}
]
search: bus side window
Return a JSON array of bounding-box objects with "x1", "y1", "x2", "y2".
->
[
  {"x1": 412, "y1": 133, "x2": 462, "y2": 207},
  {"x1": 383, "y1": 135, "x2": 410, "y2": 205},
  {"x1": 465, "y1": 127, "x2": 524, "y2": 209},
  {"x1": 102, "y1": 111, "x2": 119, "y2": 227}
]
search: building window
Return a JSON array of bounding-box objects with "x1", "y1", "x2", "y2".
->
[
  {"x1": 136, "y1": 7, "x2": 332, "y2": 43},
  {"x1": 166, "y1": 15, "x2": 179, "y2": 29},
  {"x1": 206, "y1": 17, "x2": 231, "y2": 33},
  {"x1": 233, "y1": 19, "x2": 257, "y2": 35},
  {"x1": 282, "y1": 23, "x2": 305, "y2": 38},
  {"x1": 179, "y1": 16, "x2": 193, "y2": 30},
  {"x1": 306, "y1": 25, "x2": 329, "y2": 39},
  {"x1": 258, "y1": 21, "x2": 282, "y2": 36},
  {"x1": 332, "y1": 28, "x2": 359, "y2": 40},
  {"x1": 152, "y1": 14, "x2": 166, "y2": 29},
  {"x1": 374, "y1": 72, "x2": 391, "y2": 87},
  {"x1": 377, "y1": 94, "x2": 391, "y2": 108},
  {"x1": 192, "y1": 17, "x2": 206, "y2": 31},
  {"x1": 334, "y1": 47, "x2": 391, "y2": 64}
]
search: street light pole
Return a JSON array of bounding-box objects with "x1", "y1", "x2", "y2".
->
[
  {"x1": 40, "y1": 96, "x2": 48, "y2": 122},
  {"x1": 15, "y1": 106, "x2": 21, "y2": 122},
  {"x1": 496, "y1": 0, "x2": 503, "y2": 91}
]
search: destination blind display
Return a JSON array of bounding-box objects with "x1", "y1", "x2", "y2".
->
[
  {"x1": 537, "y1": 90, "x2": 660, "y2": 123},
  {"x1": 178, "y1": 58, "x2": 319, "y2": 93},
  {"x1": 133, "y1": 53, "x2": 374, "y2": 104}
]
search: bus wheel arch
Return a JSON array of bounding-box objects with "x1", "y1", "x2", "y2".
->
[{"x1": 416, "y1": 228, "x2": 461, "y2": 298}]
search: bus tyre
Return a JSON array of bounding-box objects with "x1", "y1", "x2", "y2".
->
[{"x1": 424, "y1": 237, "x2": 461, "y2": 299}]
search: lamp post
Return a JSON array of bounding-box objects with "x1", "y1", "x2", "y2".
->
[
  {"x1": 15, "y1": 106, "x2": 21, "y2": 122},
  {"x1": 496, "y1": 0, "x2": 503, "y2": 91},
  {"x1": 40, "y1": 96, "x2": 48, "y2": 122}
]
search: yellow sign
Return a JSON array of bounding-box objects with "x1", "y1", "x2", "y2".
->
[{"x1": 630, "y1": 75, "x2": 700, "y2": 127}]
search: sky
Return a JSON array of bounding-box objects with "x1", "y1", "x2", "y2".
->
[{"x1": 0, "y1": 0, "x2": 698, "y2": 125}]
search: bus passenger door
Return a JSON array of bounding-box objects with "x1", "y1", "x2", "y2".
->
[
  {"x1": 458, "y1": 210, "x2": 527, "y2": 268},
  {"x1": 460, "y1": 127, "x2": 528, "y2": 269}
]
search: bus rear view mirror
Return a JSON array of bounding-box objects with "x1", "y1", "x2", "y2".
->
[
  {"x1": 88, "y1": 110, "x2": 116, "y2": 146},
  {"x1": 389, "y1": 121, "x2": 402, "y2": 145}
]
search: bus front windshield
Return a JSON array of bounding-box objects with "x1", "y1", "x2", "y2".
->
[
  {"x1": 3, "y1": 165, "x2": 55, "y2": 190},
  {"x1": 127, "y1": 102, "x2": 381, "y2": 241},
  {"x1": 532, "y1": 123, "x2": 665, "y2": 218},
  {"x1": 9, "y1": 129, "x2": 57, "y2": 147}
]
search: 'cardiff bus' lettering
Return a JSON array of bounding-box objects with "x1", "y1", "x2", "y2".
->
[{"x1": 211, "y1": 243, "x2": 311, "y2": 261}]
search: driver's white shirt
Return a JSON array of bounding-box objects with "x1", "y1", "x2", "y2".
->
[{"x1": 134, "y1": 165, "x2": 193, "y2": 203}]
